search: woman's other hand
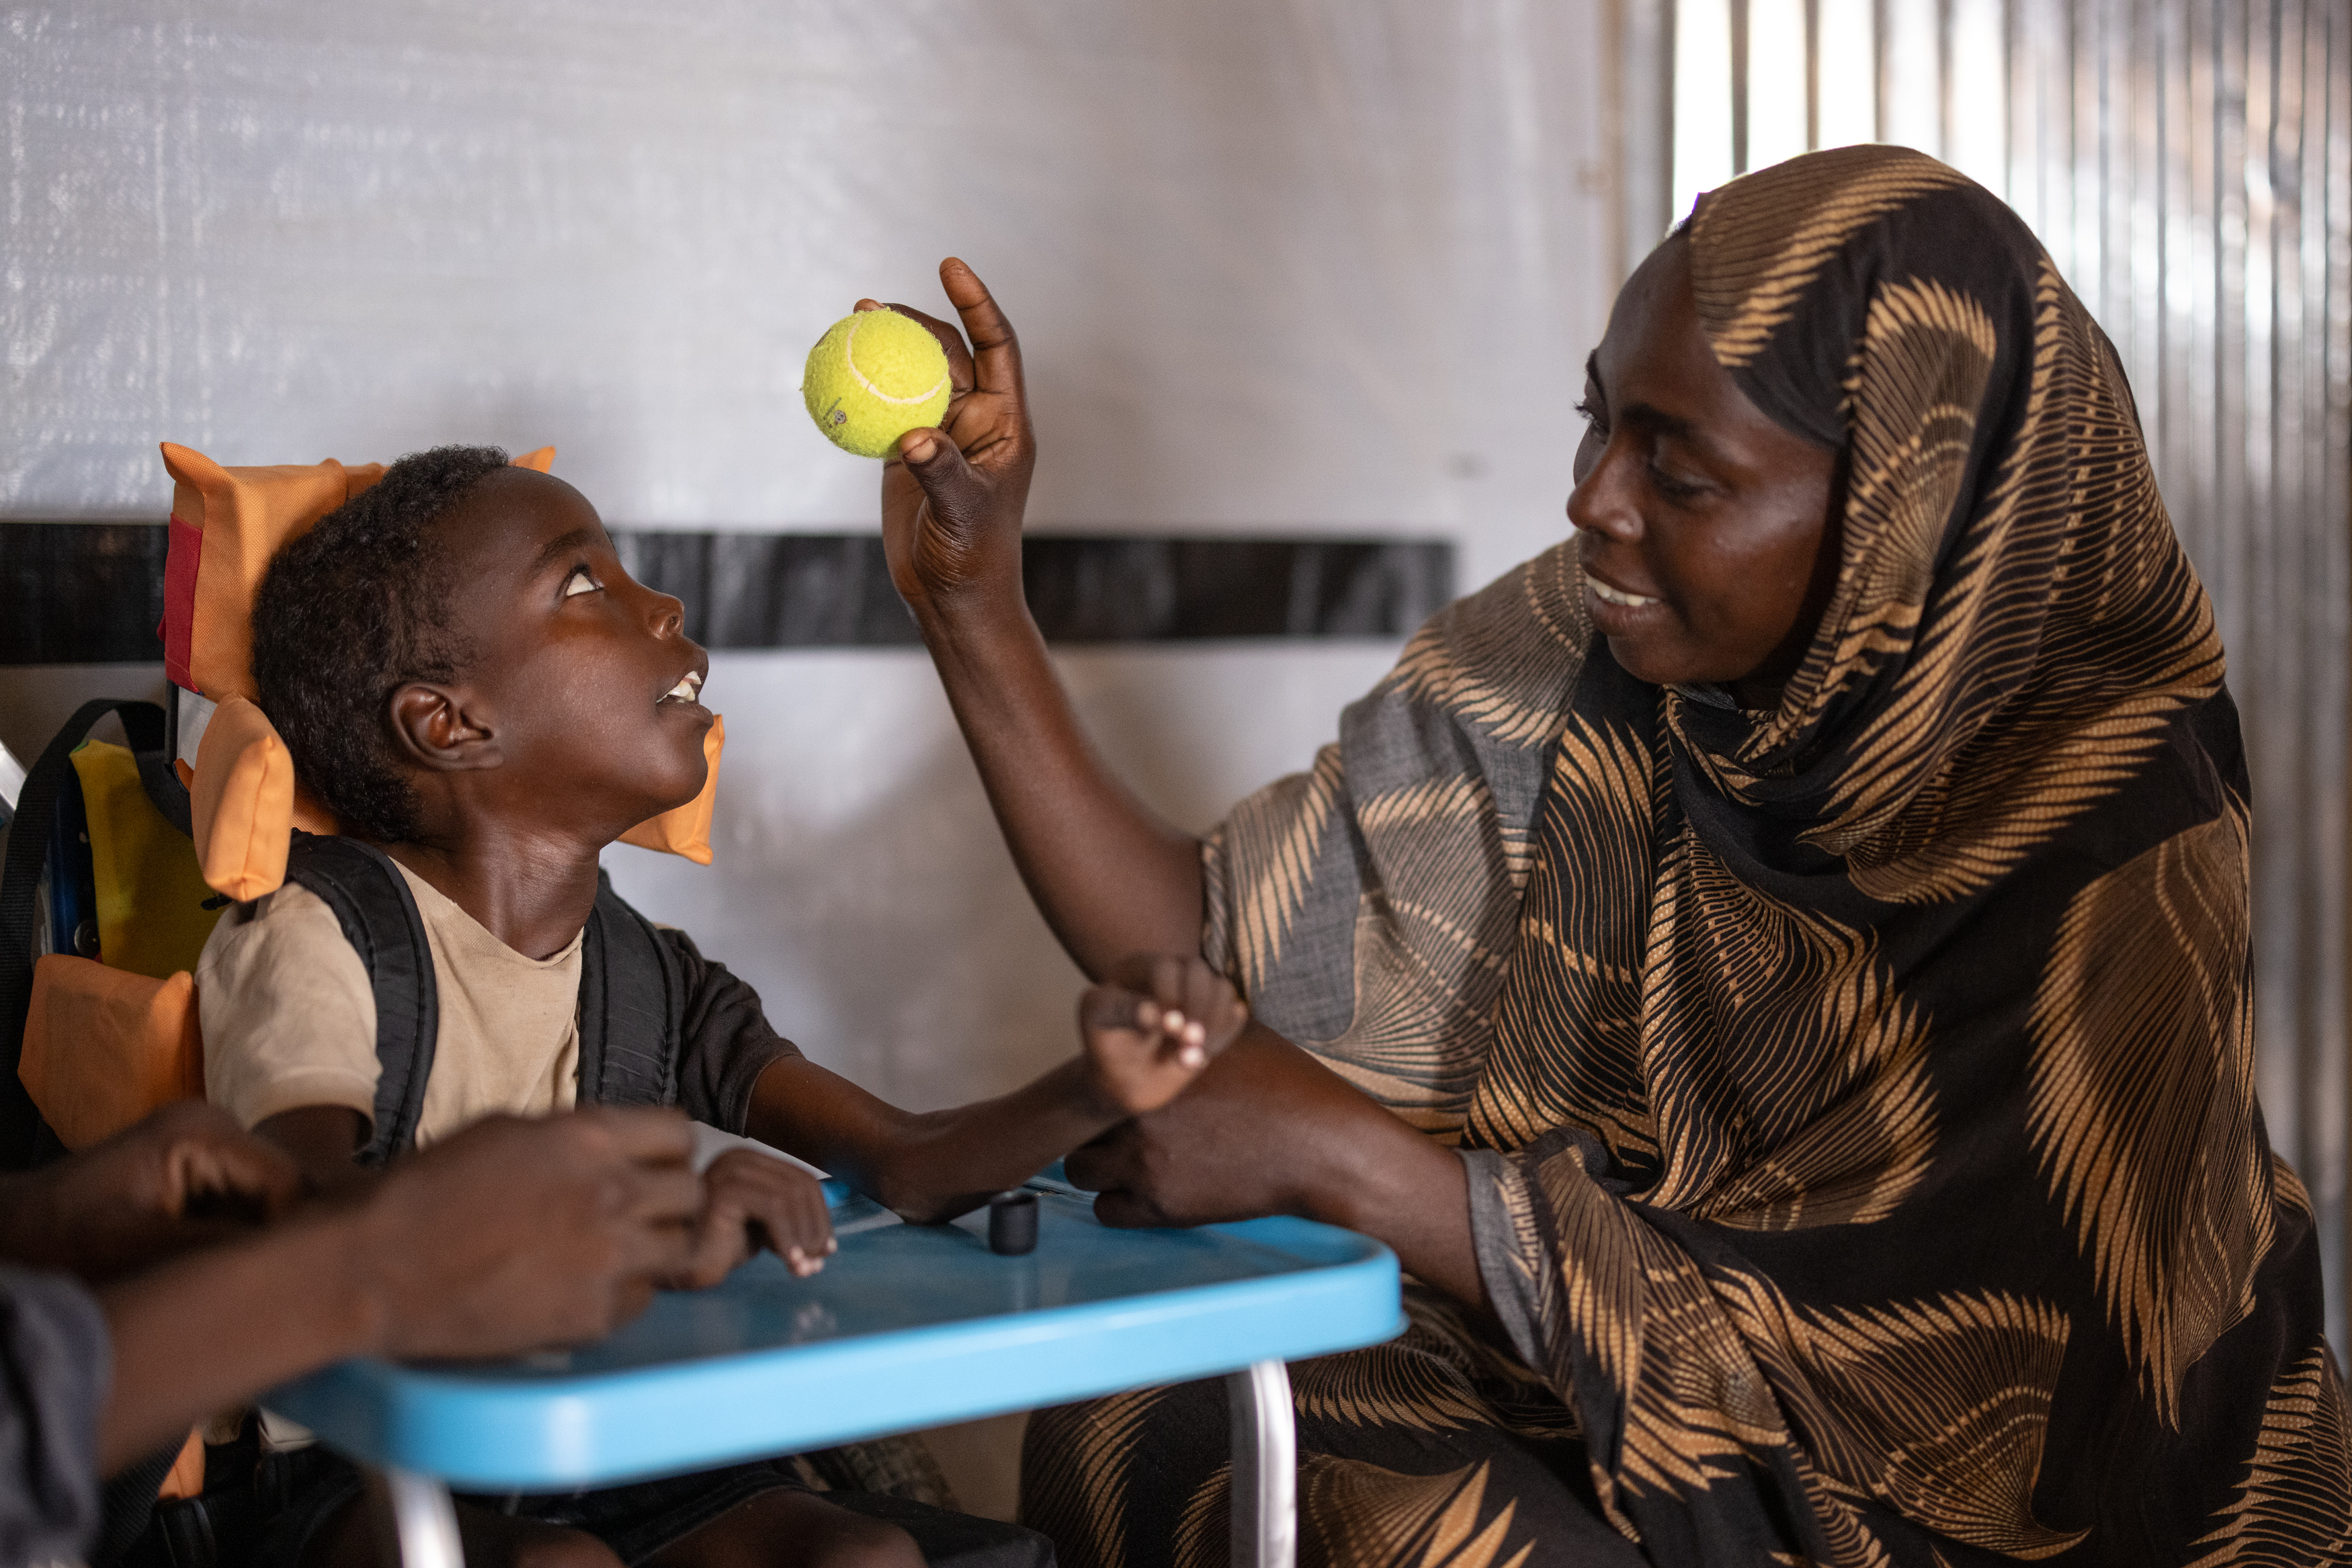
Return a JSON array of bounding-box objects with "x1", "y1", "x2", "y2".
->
[
  {"x1": 1, "y1": 1100, "x2": 303, "y2": 1279},
  {"x1": 1079, "y1": 955, "x2": 1249, "y2": 1116},
  {"x1": 1065, "y1": 1026, "x2": 1378, "y2": 1226},
  {"x1": 1066, "y1": 1025, "x2": 1484, "y2": 1307},
  {"x1": 670, "y1": 1147, "x2": 837, "y2": 1288},
  {"x1": 871, "y1": 257, "x2": 1036, "y2": 619}
]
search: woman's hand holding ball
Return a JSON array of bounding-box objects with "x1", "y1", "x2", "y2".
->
[{"x1": 855, "y1": 259, "x2": 1037, "y2": 623}]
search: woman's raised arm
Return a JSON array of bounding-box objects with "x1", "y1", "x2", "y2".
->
[
  {"x1": 876, "y1": 263, "x2": 1488, "y2": 1313},
  {"x1": 877, "y1": 259, "x2": 1203, "y2": 977}
]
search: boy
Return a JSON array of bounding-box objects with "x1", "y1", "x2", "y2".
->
[{"x1": 196, "y1": 445, "x2": 1249, "y2": 1568}]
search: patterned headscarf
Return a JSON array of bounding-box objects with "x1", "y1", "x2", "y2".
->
[{"x1": 1200, "y1": 145, "x2": 2347, "y2": 1563}]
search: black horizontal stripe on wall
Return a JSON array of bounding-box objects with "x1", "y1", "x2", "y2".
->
[
  {"x1": 1, "y1": 523, "x2": 171, "y2": 665},
  {"x1": 615, "y1": 533, "x2": 1456, "y2": 648},
  {"x1": 1, "y1": 524, "x2": 1455, "y2": 663}
]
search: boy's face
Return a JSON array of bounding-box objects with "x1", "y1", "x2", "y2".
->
[{"x1": 417, "y1": 468, "x2": 712, "y2": 840}]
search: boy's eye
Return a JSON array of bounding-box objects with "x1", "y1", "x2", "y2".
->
[{"x1": 563, "y1": 567, "x2": 599, "y2": 598}]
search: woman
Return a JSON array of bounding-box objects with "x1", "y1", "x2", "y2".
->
[{"x1": 874, "y1": 144, "x2": 2350, "y2": 1563}]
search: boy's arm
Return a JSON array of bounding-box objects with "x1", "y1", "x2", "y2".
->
[
  {"x1": 745, "y1": 956, "x2": 1245, "y2": 1225},
  {"x1": 253, "y1": 1105, "x2": 376, "y2": 1195},
  {"x1": 200, "y1": 880, "x2": 384, "y2": 1197},
  {"x1": 745, "y1": 1054, "x2": 1116, "y2": 1226}
]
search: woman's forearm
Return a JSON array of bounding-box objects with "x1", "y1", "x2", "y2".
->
[
  {"x1": 878, "y1": 263, "x2": 1200, "y2": 976},
  {"x1": 1309, "y1": 1123, "x2": 1485, "y2": 1309},
  {"x1": 917, "y1": 595, "x2": 1205, "y2": 979}
]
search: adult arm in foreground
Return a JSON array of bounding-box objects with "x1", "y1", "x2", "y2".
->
[{"x1": 3, "y1": 1103, "x2": 706, "y2": 1475}]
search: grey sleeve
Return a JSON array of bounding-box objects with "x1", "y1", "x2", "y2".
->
[
  {"x1": 665, "y1": 931, "x2": 804, "y2": 1134},
  {"x1": 1460, "y1": 1147, "x2": 1549, "y2": 1373},
  {"x1": 0, "y1": 1264, "x2": 108, "y2": 1568}
]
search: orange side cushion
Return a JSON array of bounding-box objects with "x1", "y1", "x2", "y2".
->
[
  {"x1": 618, "y1": 715, "x2": 724, "y2": 866},
  {"x1": 19, "y1": 957, "x2": 204, "y2": 1151},
  {"x1": 157, "y1": 1430, "x2": 207, "y2": 1502},
  {"x1": 190, "y1": 697, "x2": 297, "y2": 900}
]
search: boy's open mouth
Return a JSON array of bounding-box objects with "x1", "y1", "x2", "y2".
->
[{"x1": 659, "y1": 670, "x2": 705, "y2": 706}]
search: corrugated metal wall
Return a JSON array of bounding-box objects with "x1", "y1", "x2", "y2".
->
[{"x1": 1661, "y1": 0, "x2": 2352, "y2": 1344}]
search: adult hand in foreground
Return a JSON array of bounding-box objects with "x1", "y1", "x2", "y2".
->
[
  {"x1": 867, "y1": 257, "x2": 1036, "y2": 617},
  {"x1": 1064, "y1": 1024, "x2": 1486, "y2": 1308},
  {"x1": 0, "y1": 1100, "x2": 303, "y2": 1280},
  {"x1": 98, "y1": 1105, "x2": 705, "y2": 1469},
  {"x1": 353, "y1": 1107, "x2": 704, "y2": 1358}
]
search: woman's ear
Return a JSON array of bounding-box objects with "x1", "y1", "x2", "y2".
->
[{"x1": 386, "y1": 684, "x2": 501, "y2": 772}]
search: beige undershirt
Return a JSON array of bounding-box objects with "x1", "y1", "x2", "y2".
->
[{"x1": 199, "y1": 860, "x2": 582, "y2": 1147}]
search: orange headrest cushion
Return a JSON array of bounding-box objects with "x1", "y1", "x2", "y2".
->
[{"x1": 160, "y1": 443, "x2": 554, "y2": 701}]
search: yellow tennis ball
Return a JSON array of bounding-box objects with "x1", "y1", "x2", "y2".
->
[{"x1": 802, "y1": 308, "x2": 954, "y2": 458}]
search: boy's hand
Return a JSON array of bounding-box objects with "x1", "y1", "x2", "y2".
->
[
  {"x1": 1, "y1": 1100, "x2": 303, "y2": 1279},
  {"x1": 669, "y1": 1148, "x2": 836, "y2": 1289},
  {"x1": 1080, "y1": 956, "x2": 1249, "y2": 1117},
  {"x1": 868, "y1": 258, "x2": 1036, "y2": 620}
]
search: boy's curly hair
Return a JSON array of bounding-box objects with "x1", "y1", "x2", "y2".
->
[{"x1": 251, "y1": 445, "x2": 512, "y2": 843}]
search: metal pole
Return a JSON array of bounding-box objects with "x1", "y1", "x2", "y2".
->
[
  {"x1": 1731, "y1": 0, "x2": 1753, "y2": 172},
  {"x1": 1226, "y1": 1359, "x2": 1296, "y2": 1568},
  {"x1": 386, "y1": 1469, "x2": 464, "y2": 1568}
]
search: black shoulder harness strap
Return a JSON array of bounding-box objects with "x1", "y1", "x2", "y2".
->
[
  {"x1": 577, "y1": 868, "x2": 681, "y2": 1113},
  {"x1": 283, "y1": 834, "x2": 438, "y2": 1166},
  {"x1": 282, "y1": 840, "x2": 678, "y2": 1161}
]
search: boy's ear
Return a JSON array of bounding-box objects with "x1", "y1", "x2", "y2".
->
[{"x1": 387, "y1": 684, "x2": 501, "y2": 772}]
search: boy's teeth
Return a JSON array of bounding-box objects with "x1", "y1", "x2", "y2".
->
[
  {"x1": 663, "y1": 674, "x2": 702, "y2": 703},
  {"x1": 1589, "y1": 579, "x2": 1659, "y2": 608}
]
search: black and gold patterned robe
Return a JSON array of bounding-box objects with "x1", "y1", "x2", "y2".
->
[{"x1": 1023, "y1": 146, "x2": 2351, "y2": 1566}]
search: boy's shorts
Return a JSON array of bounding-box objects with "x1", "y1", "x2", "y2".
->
[{"x1": 254, "y1": 1453, "x2": 1054, "y2": 1568}]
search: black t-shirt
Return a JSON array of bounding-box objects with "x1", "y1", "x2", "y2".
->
[{"x1": 661, "y1": 926, "x2": 802, "y2": 1133}]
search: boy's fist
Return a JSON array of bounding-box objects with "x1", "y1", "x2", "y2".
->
[
  {"x1": 1080, "y1": 956, "x2": 1249, "y2": 1117},
  {"x1": 671, "y1": 1147, "x2": 837, "y2": 1289}
]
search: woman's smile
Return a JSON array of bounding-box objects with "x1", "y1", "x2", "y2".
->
[
  {"x1": 1581, "y1": 562, "x2": 1675, "y2": 620},
  {"x1": 1580, "y1": 562, "x2": 1670, "y2": 640},
  {"x1": 1583, "y1": 576, "x2": 1657, "y2": 609}
]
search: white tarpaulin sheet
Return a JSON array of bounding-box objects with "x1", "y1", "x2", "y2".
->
[{"x1": 4, "y1": 0, "x2": 1620, "y2": 1103}]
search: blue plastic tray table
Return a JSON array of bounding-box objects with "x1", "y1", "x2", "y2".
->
[{"x1": 268, "y1": 1186, "x2": 1403, "y2": 1568}]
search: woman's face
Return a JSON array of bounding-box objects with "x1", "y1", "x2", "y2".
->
[{"x1": 1568, "y1": 236, "x2": 1841, "y2": 706}]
